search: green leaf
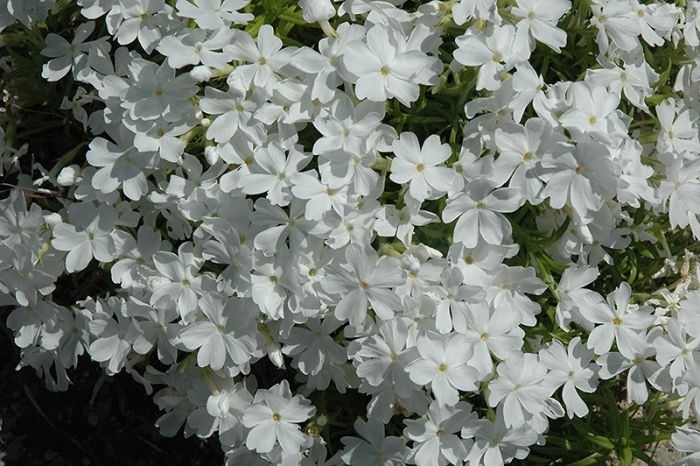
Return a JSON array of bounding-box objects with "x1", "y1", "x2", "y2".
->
[
  {"x1": 585, "y1": 433, "x2": 615, "y2": 450},
  {"x1": 619, "y1": 446, "x2": 634, "y2": 466},
  {"x1": 569, "y1": 452, "x2": 606, "y2": 466}
]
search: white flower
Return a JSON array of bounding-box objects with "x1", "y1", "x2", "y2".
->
[
  {"x1": 87, "y1": 298, "x2": 141, "y2": 375},
  {"x1": 177, "y1": 293, "x2": 260, "y2": 372},
  {"x1": 291, "y1": 170, "x2": 350, "y2": 221},
  {"x1": 7, "y1": 1, "x2": 54, "y2": 29},
  {"x1": 492, "y1": 118, "x2": 563, "y2": 204},
  {"x1": 653, "y1": 318, "x2": 700, "y2": 383},
  {"x1": 108, "y1": 0, "x2": 174, "y2": 53},
  {"x1": 238, "y1": 142, "x2": 311, "y2": 207},
  {"x1": 671, "y1": 426, "x2": 700, "y2": 465},
  {"x1": 555, "y1": 265, "x2": 605, "y2": 331},
  {"x1": 659, "y1": 158, "x2": 700, "y2": 240},
  {"x1": 201, "y1": 224, "x2": 251, "y2": 296},
  {"x1": 390, "y1": 132, "x2": 453, "y2": 203},
  {"x1": 127, "y1": 297, "x2": 180, "y2": 365},
  {"x1": 655, "y1": 97, "x2": 700, "y2": 158},
  {"x1": 226, "y1": 25, "x2": 290, "y2": 95},
  {"x1": 343, "y1": 23, "x2": 440, "y2": 106},
  {"x1": 0, "y1": 190, "x2": 43, "y2": 247},
  {"x1": 432, "y1": 266, "x2": 484, "y2": 334},
  {"x1": 539, "y1": 138, "x2": 618, "y2": 221},
  {"x1": 129, "y1": 118, "x2": 191, "y2": 163},
  {"x1": 175, "y1": 0, "x2": 252, "y2": 29},
  {"x1": 679, "y1": 360, "x2": 700, "y2": 421},
  {"x1": 511, "y1": 0, "x2": 571, "y2": 53},
  {"x1": 454, "y1": 24, "x2": 521, "y2": 91},
  {"x1": 465, "y1": 408, "x2": 539, "y2": 466},
  {"x1": 206, "y1": 379, "x2": 253, "y2": 448},
  {"x1": 149, "y1": 242, "x2": 209, "y2": 322},
  {"x1": 0, "y1": 244, "x2": 55, "y2": 307},
  {"x1": 586, "y1": 61, "x2": 656, "y2": 112},
  {"x1": 121, "y1": 58, "x2": 198, "y2": 122},
  {"x1": 86, "y1": 131, "x2": 156, "y2": 201},
  {"x1": 340, "y1": 418, "x2": 411, "y2": 466},
  {"x1": 41, "y1": 21, "x2": 105, "y2": 82},
  {"x1": 452, "y1": 0, "x2": 499, "y2": 25},
  {"x1": 374, "y1": 199, "x2": 439, "y2": 247},
  {"x1": 312, "y1": 95, "x2": 384, "y2": 156},
  {"x1": 404, "y1": 400, "x2": 474, "y2": 466},
  {"x1": 353, "y1": 317, "x2": 416, "y2": 398},
  {"x1": 157, "y1": 27, "x2": 237, "y2": 70},
  {"x1": 51, "y1": 202, "x2": 120, "y2": 273},
  {"x1": 5, "y1": 299, "x2": 59, "y2": 349},
  {"x1": 199, "y1": 83, "x2": 264, "y2": 144},
  {"x1": 242, "y1": 380, "x2": 315, "y2": 454},
  {"x1": 684, "y1": 1, "x2": 700, "y2": 47},
  {"x1": 539, "y1": 337, "x2": 599, "y2": 418},
  {"x1": 442, "y1": 179, "x2": 522, "y2": 248},
  {"x1": 405, "y1": 332, "x2": 479, "y2": 406},
  {"x1": 460, "y1": 302, "x2": 524, "y2": 377},
  {"x1": 250, "y1": 248, "x2": 291, "y2": 320},
  {"x1": 581, "y1": 282, "x2": 655, "y2": 359},
  {"x1": 488, "y1": 351, "x2": 560, "y2": 428},
  {"x1": 510, "y1": 62, "x2": 545, "y2": 123},
  {"x1": 317, "y1": 139, "x2": 382, "y2": 196},
  {"x1": 282, "y1": 314, "x2": 346, "y2": 376},
  {"x1": 291, "y1": 22, "x2": 366, "y2": 103},
  {"x1": 322, "y1": 245, "x2": 403, "y2": 327},
  {"x1": 559, "y1": 82, "x2": 622, "y2": 141},
  {"x1": 590, "y1": 0, "x2": 641, "y2": 53},
  {"x1": 598, "y1": 340, "x2": 661, "y2": 406}
]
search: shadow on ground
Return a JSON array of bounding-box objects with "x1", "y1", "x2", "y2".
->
[{"x1": 0, "y1": 318, "x2": 223, "y2": 466}]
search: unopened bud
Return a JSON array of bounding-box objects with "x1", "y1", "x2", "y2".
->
[
  {"x1": 56, "y1": 164, "x2": 81, "y2": 186},
  {"x1": 190, "y1": 65, "x2": 213, "y2": 83}
]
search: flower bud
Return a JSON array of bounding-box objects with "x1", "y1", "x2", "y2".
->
[
  {"x1": 56, "y1": 164, "x2": 81, "y2": 186},
  {"x1": 190, "y1": 65, "x2": 213, "y2": 83},
  {"x1": 299, "y1": 0, "x2": 335, "y2": 23},
  {"x1": 204, "y1": 145, "x2": 220, "y2": 165}
]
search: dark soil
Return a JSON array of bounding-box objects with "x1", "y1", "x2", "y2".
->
[{"x1": 0, "y1": 314, "x2": 224, "y2": 466}]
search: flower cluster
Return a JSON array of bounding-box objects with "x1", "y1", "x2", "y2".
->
[{"x1": 2, "y1": 0, "x2": 700, "y2": 464}]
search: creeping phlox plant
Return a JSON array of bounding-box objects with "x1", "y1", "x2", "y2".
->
[{"x1": 4, "y1": 0, "x2": 700, "y2": 464}]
